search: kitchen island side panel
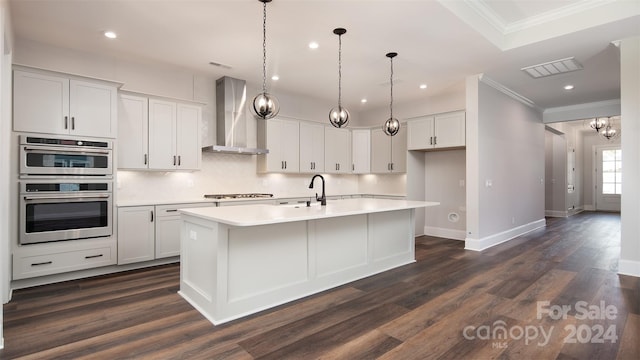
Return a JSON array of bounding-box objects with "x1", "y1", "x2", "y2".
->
[{"x1": 179, "y1": 208, "x2": 416, "y2": 325}]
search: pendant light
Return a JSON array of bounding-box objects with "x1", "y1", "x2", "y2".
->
[
  {"x1": 589, "y1": 117, "x2": 607, "y2": 132},
  {"x1": 329, "y1": 28, "x2": 349, "y2": 128},
  {"x1": 601, "y1": 117, "x2": 620, "y2": 140},
  {"x1": 251, "y1": 0, "x2": 279, "y2": 120},
  {"x1": 383, "y1": 52, "x2": 400, "y2": 136}
]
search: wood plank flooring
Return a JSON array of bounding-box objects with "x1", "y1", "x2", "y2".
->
[{"x1": 2, "y1": 211, "x2": 639, "y2": 359}]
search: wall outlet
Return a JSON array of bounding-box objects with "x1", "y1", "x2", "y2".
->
[
  {"x1": 189, "y1": 230, "x2": 197, "y2": 240},
  {"x1": 485, "y1": 179, "x2": 493, "y2": 187}
]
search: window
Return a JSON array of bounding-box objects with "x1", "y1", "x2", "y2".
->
[{"x1": 602, "y1": 149, "x2": 621, "y2": 195}]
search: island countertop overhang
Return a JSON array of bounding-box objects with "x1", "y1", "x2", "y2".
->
[{"x1": 179, "y1": 198, "x2": 439, "y2": 227}]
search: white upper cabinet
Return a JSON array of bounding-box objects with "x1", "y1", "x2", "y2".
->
[
  {"x1": 299, "y1": 122, "x2": 325, "y2": 173},
  {"x1": 407, "y1": 111, "x2": 465, "y2": 150},
  {"x1": 258, "y1": 117, "x2": 300, "y2": 173},
  {"x1": 13, "y1": 69, "x2": 118, "y2": 138},
  {"x1": 351, "y1": 129, "x2": 370, "y2": 174},
  {"x1": 118, "y1": 94, "x2": 201, "y2": 171},
  {"x1": 324, "y1": 127, "x2": 351, "y2": 174},
  {"x1": 118, "y1": 94, "x2": 149, "y2": 169},
  {"x1": 371, "y1": 126, "x2": 407, "y2": 173}
]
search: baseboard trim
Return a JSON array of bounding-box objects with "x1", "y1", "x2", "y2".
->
[
  {"x1": 424, "y1": 226, "x2": 466, "y2": 240},
  {"x1": 584, "y1": 204, "x2": 595, "y2": 211},
  {"x1": 618, "y1": 259, "x2": 640, "y2": 278},
  {"x1": 545, "y1": 210, "x2": 568, "y2": 217},
  {"x1": 464, "y1": 218, "x2": 547, "y2": 251}
]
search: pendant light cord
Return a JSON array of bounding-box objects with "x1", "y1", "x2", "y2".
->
[
  {"x1": 389, "y1": 56, "x2": 394, "y2": 119},
  {"x1": 338, "y1": 33, "x2": 342, "y2": 108},
  {"x1": 262, "y1": 0, "x2": 267, "y2": 94}
]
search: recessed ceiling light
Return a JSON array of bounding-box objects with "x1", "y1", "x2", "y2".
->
[
  {"x1": 419, "y1": 84, "x2": 428, "y2": 89},
  {"x1": 271, "y1": 75, "x2": 279, "y2": 81},
  {"x1": 564, "y1": 85, "x2": 574, "y2": 90},
  {"x1": 361, "y1": 99, "x2": 367, "y2": 103},
  {"x1": 308, "y1": 42, "x2": 319, "y2": 49},
  {"x1": 104, "y1": 31, "x2": 117, "y2": 39}
]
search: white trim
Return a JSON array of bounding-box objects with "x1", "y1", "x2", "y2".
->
[
  {"x1": 584, "y1": 204, "x2": 596, "y2": 211},
  {"x1": 464, "y1": 219, "x2": 546, "y2": 251},
  {"x1": 462, "y1": 0, "x2": 506, "y2": 33},
  {"x1": 0, "y1": 336, "x2": 3, "y2": 350},
  {"x1": 545, "y1": 210, "x2": 568, "y2": 218},
  {"x1": 478, "y1": 75, "x2": 537, "y2": 108},
  {"x1": 618, "y1": 259, "x2": 640, "y2": 278},
  {"x1": 424, "y1": 226, "x2": 466, "y2": 241},
  {"x1": 504, "y1": 0, "x2": 616, "y2": 34},
  {"x1": 543, "y1": 99, "x2": 621, "y2": 123}
]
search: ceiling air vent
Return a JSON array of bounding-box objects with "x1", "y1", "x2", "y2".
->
[{"x1": 521, "y1": 57, "x2": 583, "y2": 78}]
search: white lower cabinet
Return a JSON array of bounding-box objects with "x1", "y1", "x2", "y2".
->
[
  {"x1": 117, "y1": 202, "x2": 215, "y2": 264},
  {"x1": 117, "y1": 206, "x2": 155, "y2": 265}
]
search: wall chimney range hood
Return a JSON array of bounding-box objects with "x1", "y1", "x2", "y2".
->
[{"x1": 202, "y1": 76, "x2": 269, "y2": 155}]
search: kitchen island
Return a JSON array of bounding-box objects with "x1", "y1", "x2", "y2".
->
[{"x1": 178, "y1": 198, "x2": 438, "y2": 325}]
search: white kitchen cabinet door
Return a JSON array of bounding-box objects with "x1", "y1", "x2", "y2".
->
[
  {"x1": 351, "y1": 129, "x2": 371, "y2": 174},
  {"x1": 155, "y1": 216, "x2": 181, "y2": 258},
  {"x1": 407, "y1": 116, "x2": 434, "y2": 150},
  {"x1": 407, "y1": 111, "x2": 465, "y2": 150},
  {"x1": 434, "y1": 111, "x2": 466, "y2": 148},
  {"x1": 299, "y1": 122, "x2": 325, "y2": 173},
  {"x1": 390, "y1": 125, "x2": 407, "y2": 173},
  {"x1": 176, "y1": 103, "x2": 202, "y2": 170},
  {"x1": 13, "y1": 70, "x2": 69, "y2": 135},
  {"x1": 118, "y1": 94, "x2": 149, "y2": 169},
  {"x1": 117, "y1": 206, "x2": 155, "y2": 265},
  {"x1": 258, "y1": 118, "x2": 300, "y2": 173},
  {"x1": 371, "y1": 127, "x2": 406, "y2": 173},
  {"x1": 69, "y1": 79, "x2": 118, "y2": 138},
  {"x1": 324, "y1": 127, "x2": 351, "y2": 174},
  {"x1": 13, "y1": 69, "x2": 118, "y2": 138},
  {"x1": 371, "y1": 128, "x2": 392, "y2": 173},
  {"x1": 148, "y1": 99, "x2": 177, "y2": 170}
]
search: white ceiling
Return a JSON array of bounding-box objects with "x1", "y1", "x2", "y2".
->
[{"x1": 8, "y1": 0, "x2": 640, "y2": 112}]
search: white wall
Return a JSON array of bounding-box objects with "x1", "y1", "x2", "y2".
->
[
  {"x1": 544, "y1": 129, "x2": 568, "y2": 216},
  {"x1": 0, "y1": 0, "x2": 12, "y2": 348},
  {"x1": 619, "y1": 36, "x2": 640, "y2": 277},
  {"x1": 424, "y1": 150, "x2": 466, "y2": 239},
  {"x1": 465, "y1": 75, "x2": 546, "y2": 250}
]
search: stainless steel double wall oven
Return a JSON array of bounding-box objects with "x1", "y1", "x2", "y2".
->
[{"x1": 18, "y1": 135, "x2": 114, "y2": 245}]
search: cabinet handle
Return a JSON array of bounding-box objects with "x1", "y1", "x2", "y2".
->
[
  {"x1": 144, "y1": 154, "x2": 148, "y2": 165},
  {"x1": 178, "y1": 156, "x2": 181, "y2": 166},
  {"x1": 353, "y1": 164, "x2": 355, "y2": 171},
  {"x1": 31, "y1": 261, "x2": 52, "y2": 266},
  {"x1": 391, "y1": 163, "x2": 394, "y2": 171},
  {"x1": 71, "y1": 117, "x2": 75, "y2": 130},
  {"x1": 150, "y1": 211, "x2": 154, "y2": 222},
  {"x1": 284, "y1": 161, "x2": 287, "y2": 169},
  {"x1": 429, "y1": 136, "x2": 433, "y2": 145},
  {"x1": 166, "y1": 209, "x2": 178, "y2": 212},
  {"x1": 173, "y1": 156, "x2": 177, "y2": 166},
  {"x1": 64, "y1": 116, "x2": 68, "y2": 129},
  {"x1": 85, "y1": 254, "x2": 103, "y2": 259},
  {"x1": 434, "y1": 136, "x2": 437, "y2": 145}
]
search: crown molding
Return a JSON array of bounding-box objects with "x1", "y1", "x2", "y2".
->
[{"x1": 478, "y1": 74, "x2": 536, "y2": 109}]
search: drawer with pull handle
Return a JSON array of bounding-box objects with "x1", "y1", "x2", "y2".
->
[{"x1": 13, "y1": 246, "x2": 114, "y2": 280}]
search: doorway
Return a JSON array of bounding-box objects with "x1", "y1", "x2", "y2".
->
[{"x1": 595, "y1": 145, "x2": 622, "y2": 212}]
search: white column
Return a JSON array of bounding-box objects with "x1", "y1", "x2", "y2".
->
[{"x1": 619, "y1": 36, "x2": 640, "y2": 277}]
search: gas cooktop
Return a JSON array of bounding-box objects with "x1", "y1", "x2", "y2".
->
[{"x1": 204, "y1": 193, "x2": 274, "y2": 200}]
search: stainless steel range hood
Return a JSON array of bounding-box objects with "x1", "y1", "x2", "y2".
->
[{"x1": 202, "y1": 76, "x2": 269, "y2": 155}]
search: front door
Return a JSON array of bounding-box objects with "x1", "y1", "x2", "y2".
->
[{"x1": 595, "y1": 146, "x2": 621, "y2": 212}]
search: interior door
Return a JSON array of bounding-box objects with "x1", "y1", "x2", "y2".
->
[{"x1": 595, "y1": 145, "x2": 621, "y2": 212}]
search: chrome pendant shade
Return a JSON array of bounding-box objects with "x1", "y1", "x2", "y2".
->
[
  {"x1": 601, "y1": 116, "x2": 620, "y2": 140},
  {"x1": 383, "y1": 52, "x2": 400, "y2": 136},
  {"x1": 589, "y1": 117, "x2": 608, "y2": 132},
  {"x1": 329, "y1": 28, "x2": 349, "y2": 128},
  {"x1": 251, "y1": 0, "x2": 279, "y2": 120}
]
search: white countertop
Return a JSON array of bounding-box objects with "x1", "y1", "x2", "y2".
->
[
  {"x1": 116, "y1": 193, "x2": 406, "y2": 207},
  {"x1": 179, "y1": 198, "x2": 439, "y2": 227}
]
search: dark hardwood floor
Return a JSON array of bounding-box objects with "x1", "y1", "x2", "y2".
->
[{"x1": 2, "y1": 211, "x2": 639, "y2": 359}]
